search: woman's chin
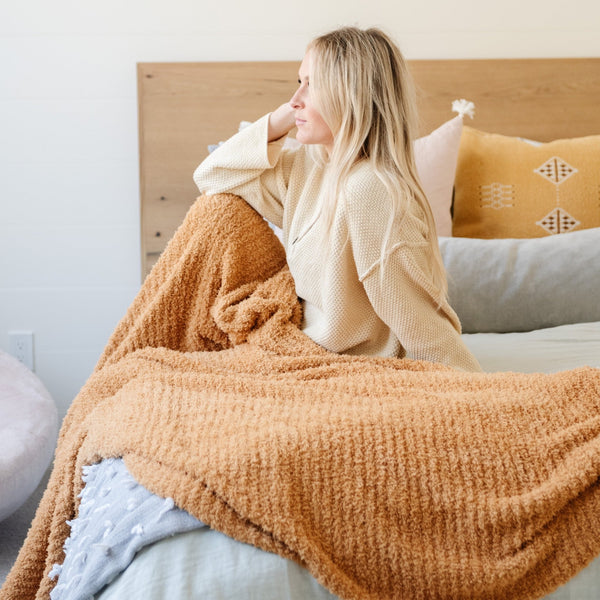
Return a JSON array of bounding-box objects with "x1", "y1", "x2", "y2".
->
[{"x1": 295, "y1": 132, "x2": 308, "y2": 145}]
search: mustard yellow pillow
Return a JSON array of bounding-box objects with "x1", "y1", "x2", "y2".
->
[{"x1": 453, "y1": 126, "x2": 600, "y2": 238}]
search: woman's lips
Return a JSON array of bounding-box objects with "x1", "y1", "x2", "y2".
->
[{"x1": 295, "y1": 119, "x2": 306, "y2": 126}]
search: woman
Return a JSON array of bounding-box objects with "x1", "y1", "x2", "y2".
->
[{"x1": 194, "y1": 26, "x2": 481, "y2": 372}]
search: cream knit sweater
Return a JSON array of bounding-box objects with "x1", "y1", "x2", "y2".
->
[{"x1": 194, "y1": 115, "x2": 481, "y2": 372}]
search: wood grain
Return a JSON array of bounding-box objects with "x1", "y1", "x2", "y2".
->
[
  {"x1": 411, "y1": 59, "x2": 600, "y2": 141},
  {"x1": 138, "y1": 62, "x2": 297, "y2": 274}
]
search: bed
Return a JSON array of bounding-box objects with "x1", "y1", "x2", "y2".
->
[
  {"x1": 135, "y1": 57, "x2": 600, "y2": 599},
  {"x1": 2, "y1": 58, "x2": 599, "y2": 600},
  {"x1": 107, "y1": 57, "x2": 600, "y2": 599}
]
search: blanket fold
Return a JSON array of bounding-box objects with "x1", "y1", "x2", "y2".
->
[{"x1": 2, "y1": 194, "x2": 599, "y2": 600}]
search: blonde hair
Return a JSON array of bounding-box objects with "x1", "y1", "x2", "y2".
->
[{"x1": 307, "y1": 26, "x2": 448, "y2": 300}]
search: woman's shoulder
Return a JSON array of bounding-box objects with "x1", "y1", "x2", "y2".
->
[
  {"x1": 343, "y1": 162, "x2": 429, "y2": 244},
  {"x1": 342, "y1": 162, "x2": 390, "y2": 221},
  {"x1": 344, "y1": 161, "x2": 387, "y2": 199}
]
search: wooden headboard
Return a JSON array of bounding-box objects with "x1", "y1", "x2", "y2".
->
[{"x1": 137, "y1": 58, "x2": 600, "y2": 277}]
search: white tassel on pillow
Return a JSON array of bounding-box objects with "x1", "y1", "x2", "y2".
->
[{"x1": 452, "y1": 99, "x2": 475, "y2": 120}]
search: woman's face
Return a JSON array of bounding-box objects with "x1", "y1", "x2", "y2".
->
[{"x1": 289, "y1": 51, "x2": 334, "y2": 154}]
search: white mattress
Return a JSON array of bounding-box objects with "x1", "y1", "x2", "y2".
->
[
  {"x1": 94, "y1": 321, "x2": 600, "y2": 600},
  {"x1": 463, "y1": 320, "x2": 600, "y2": 374}
]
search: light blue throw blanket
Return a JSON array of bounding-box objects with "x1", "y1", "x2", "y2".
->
[{"x1": 49, "y1": 458, "x2": 204, "y2": 600}]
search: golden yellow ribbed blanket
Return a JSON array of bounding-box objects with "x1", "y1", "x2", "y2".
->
[{"x1": 2, "y1": 194, "x2": 600, "y2": 600}]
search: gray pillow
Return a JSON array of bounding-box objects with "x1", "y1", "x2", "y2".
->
[{"x1": 439, "y1": 228, "x2": 600, "y2": 333}]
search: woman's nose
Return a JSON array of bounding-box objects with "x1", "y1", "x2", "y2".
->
[{"x1": 289, "y1": 89, "x2": 303, "y2": 109}]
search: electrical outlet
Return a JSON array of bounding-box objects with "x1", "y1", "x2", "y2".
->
[{"x1": 8, "y1": 331, "x2": 35, "y2": 371}]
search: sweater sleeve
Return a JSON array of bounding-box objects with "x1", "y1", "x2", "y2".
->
[
  {"x1": 362, "y1": 245, "x2": 482, "y2": 372},
  {"x1": 192, "y1": 114, "x2": 297, "y2": 229},
  {"x1": 346, "y1": 178, "x2": 482, "y2": 372}
]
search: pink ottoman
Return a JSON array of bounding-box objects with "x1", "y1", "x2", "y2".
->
[{"x1": 0, "y1": 350, "x2": 58, "y2": 522}]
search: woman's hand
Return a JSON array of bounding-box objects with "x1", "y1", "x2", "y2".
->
[{"x1": 268, "y1": 102, "x2": 296, "y2": 142}]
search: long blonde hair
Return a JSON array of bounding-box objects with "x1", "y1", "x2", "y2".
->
[{"x1": 307, "y1": 26, "x2": 448, "y2": 300}]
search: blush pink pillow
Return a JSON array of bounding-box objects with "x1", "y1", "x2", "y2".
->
[{"x1": 414, "y1": 114, "x2": 464, "y2": 237}]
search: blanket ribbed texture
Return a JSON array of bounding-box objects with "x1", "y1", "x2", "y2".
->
[{"x1": 2, "y1": 194, "x2": 599, "y2": 600}]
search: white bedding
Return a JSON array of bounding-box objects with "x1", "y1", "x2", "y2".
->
[
  {"x1": 464, "y1": 320, "x2": 600, "y2": 374},
  {"x1": 91, "y1": 321, "x2": 600, "y2": 600}
]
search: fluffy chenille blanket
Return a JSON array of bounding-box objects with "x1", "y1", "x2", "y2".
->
[{"x1": 2, "y1": 194, "x2": 600, "y2": 600}]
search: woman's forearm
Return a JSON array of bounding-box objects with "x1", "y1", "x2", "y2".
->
[{"x1": 268, "y1": 103, "x2": 296, "y2": 142}]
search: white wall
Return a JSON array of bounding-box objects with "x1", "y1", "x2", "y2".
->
[{"x1": 2, "y1": 0, "x2": 599, "y2": 420}]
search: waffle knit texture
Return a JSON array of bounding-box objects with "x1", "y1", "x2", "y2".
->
[
  {"x1": 193, "y1": 114, "x2": 481, "y2": 371},
  {"x1": 2, "y1": 194, "x2": 599, "y2": 600}
]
